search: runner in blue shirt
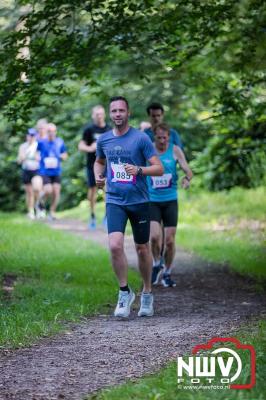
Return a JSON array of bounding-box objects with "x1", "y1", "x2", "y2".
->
[
  {"x1": 148, "y1": 122, "x2": 193, "y2": 287},
  {"x1": 37, "y1": 123, "x2": 68, "y2": 220},
  {"x1": 145, "y1": 102, "x2": 183, "y2": 148},
  {"x1": 94, "y1": 96, "x2": 163, "y2": 318}
]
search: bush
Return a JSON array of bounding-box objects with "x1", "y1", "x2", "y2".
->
[{"x1": 193, "y1": 122, "x2": 266, "y2": 191}]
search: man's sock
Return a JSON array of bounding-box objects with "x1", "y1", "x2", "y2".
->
[
  {"x1": 153, "y1": 260, "x2": 161, "y2": 268},
  {"x1": 120, "y1": 285, "x2": 130, "y2": 293}
]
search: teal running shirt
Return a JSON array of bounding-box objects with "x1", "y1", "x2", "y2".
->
[{"x1": 148, "y1": 143, "x2": 178, "y2": 202}]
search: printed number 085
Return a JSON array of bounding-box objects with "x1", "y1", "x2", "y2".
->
[{"x1": 117, "y1": 171, "x2": 130, "y2": 179}]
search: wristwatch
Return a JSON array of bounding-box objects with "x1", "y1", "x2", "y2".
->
[
  {"x1": 184, "y1": 176, "x2": 191, "y2": 181},
  {"x1": 137, "y1": 167, "x2": 143, "y2": 176}
]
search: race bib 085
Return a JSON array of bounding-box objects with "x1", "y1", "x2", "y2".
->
[{"x1": 111, "y1": 163, "x2": 136, "y2": 184}]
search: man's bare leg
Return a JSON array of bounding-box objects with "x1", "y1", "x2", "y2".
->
[
  {"x1": 164, "y1": 227, "x2": 176, "y2": 271},
  {"x1": 161, "y1": 227, "x2": 177, "y2": 287},
  {"x1": 150, "y1": 221, "x2": 164, "y2": 285},
  {"x1": 135, "y1": 242, "x2": 152, "y2": 293},
  {"x1": 108, "y1": 232, "x2": 128, "y2": 286},
  {"x1": 42, "y1": 183, "x2": 53, "y2": 213},
  {"x1": 88, "y1": 186, "x2": 97, "y2": 228},
  {"x1": 88, "y1": 186, "x2": 97, "y2": 215},
  {"x1": 50, "y1": 183, "x2": 61, "y2": 216},
  {"x1": 32, "y1": 175, "x2": 43, "y2": 207},
  {"x1": 150, "y1": 221, "x2": 163, "y2": 265},
  {"x1": 109, "y1": 231, "x2": 136, "y2": 318}
]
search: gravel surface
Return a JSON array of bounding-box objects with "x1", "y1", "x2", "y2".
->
[{"x1": 0, "y1": 219, "x2": 265, "y2": 400}]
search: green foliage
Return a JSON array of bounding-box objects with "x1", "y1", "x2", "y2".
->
[
  {"x1": 193, "y1": 121, "x2": 266, "y2": 190},
  {"x1": 0, "y1": 117, "x2": 24, "y2": 211},
  {"x1": 246, "y1": 149, "x2": 266, "y2": 188},
  {"x1": 0, "y1": 1, "x2": 265, "y2": 120},
  {"x1": 0, "y1": 1, "x2": 265, "y2": 208}
]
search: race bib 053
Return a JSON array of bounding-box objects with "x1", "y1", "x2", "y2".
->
[{"x1": 151, "y1": 173, "x2": 172, "y2": 189}]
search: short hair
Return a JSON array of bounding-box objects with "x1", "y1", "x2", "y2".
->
[
  {"x1": 146, "y1": 102, "x2": 164, "y2": 115},
  {"x1": 109, "y1": 96, "x2": 129, "y2": 109},
  {"x1": 91, "y1": 104, "x2": 105, "y2": 118},
  {"x1": 36, "y1": 118, "x2": 48, "y2": 130},
  {"x1": 154, "y1": 122, "x2": 170, "y2": 134},
  {"x1": 91, "y1": 105, "x2": 105, "y2": 116},
  {"x1": 47, "y1": 123, "x2": 57, "y2": 131}
]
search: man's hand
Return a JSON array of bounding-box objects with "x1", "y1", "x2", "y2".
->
[
  {"x1": 181, "y1": 176, "x2": 190, "y2": 189},
  {"x1": 124, "y1": 163, "x2": 138, "y2": 176},
  {"x1": 95, "y1": 174, "x2": 106, "y2": 188},
  {"x1": 60, "y1": 152, "x2": 68, "y2": 161}
]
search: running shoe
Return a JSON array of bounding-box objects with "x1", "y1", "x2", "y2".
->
[
  {"x1": 88, "y1": 216, "x2": 96, "y2": 230},
  {"x1": 47, "y1": 212, "x2": 57, "y2": 221},
  {"x1": 138, "y1": 292, "x2": 154, "y2": 317},
  {"x1": 161, "y1": 273, "x2": 176, "y2": 287},
  {"x1": 114, "y1": 289, "x2": 135, "y2": 318},
  {"x1": 35, "y1": 200, "x2": 46, "y2": 219},
  {"x1": 151, "y1": 264, "x2": 163, "y2": 285},
  {"x1": 37, "y1": 209, "x2": 46, "y2": 219},
  {"x1": 27, "y1": 210, "x2": 35, "y2": 220},
  {"x1": 35, "y1": 205, "x2": 46, "y2": 219}
]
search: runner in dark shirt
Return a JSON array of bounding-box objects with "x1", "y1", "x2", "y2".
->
[{"x1": 78, "y1": 105, "x2": 111, "y2": 229}]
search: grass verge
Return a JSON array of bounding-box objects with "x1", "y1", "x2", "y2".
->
[
  {"x1": 177, "y1": 187, "x2": 265, "y2": 279},
  {"x1": 0, "y1": 213, "x2": 141, "y2": 348}
]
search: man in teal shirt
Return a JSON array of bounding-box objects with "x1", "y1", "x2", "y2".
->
[{"x1": 145, "y1": 102, "x2": 183, "y2": 148}]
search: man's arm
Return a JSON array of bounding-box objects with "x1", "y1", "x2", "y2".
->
[
  {"x1": 124, "y1": 155, "x2": 163, "y2": 177},
  {"x1": 78, "y1": 140, "x2": 97, "y2": 153},
  {"x1": 174, "y1": 145, "x2": 193, "y2": 188},
  {"x1": 94, "y1": 158, "x2": 106, "y2": 188}
]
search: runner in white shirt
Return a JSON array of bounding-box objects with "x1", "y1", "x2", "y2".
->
[{"x1": 17, "y1": 128, "x2": 43, "y2": 219}]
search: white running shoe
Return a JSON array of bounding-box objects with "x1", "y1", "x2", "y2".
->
[
  {"x1": 27, "y1": 210, "x2": 35, "y2": 220},
  {"x1": 138, "y1": 292, "x2": 154, "y2": 317},
  {"x1": 38, "y1": 209, "x2": 46, "y2": 219},
  {"x1": 114, "y1": 289, "x2": 135, "y2": 318}
]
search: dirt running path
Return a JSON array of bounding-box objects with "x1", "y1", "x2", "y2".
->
[{"x1": 0, "y1": 219, "x2": 265, "y2": 400}]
